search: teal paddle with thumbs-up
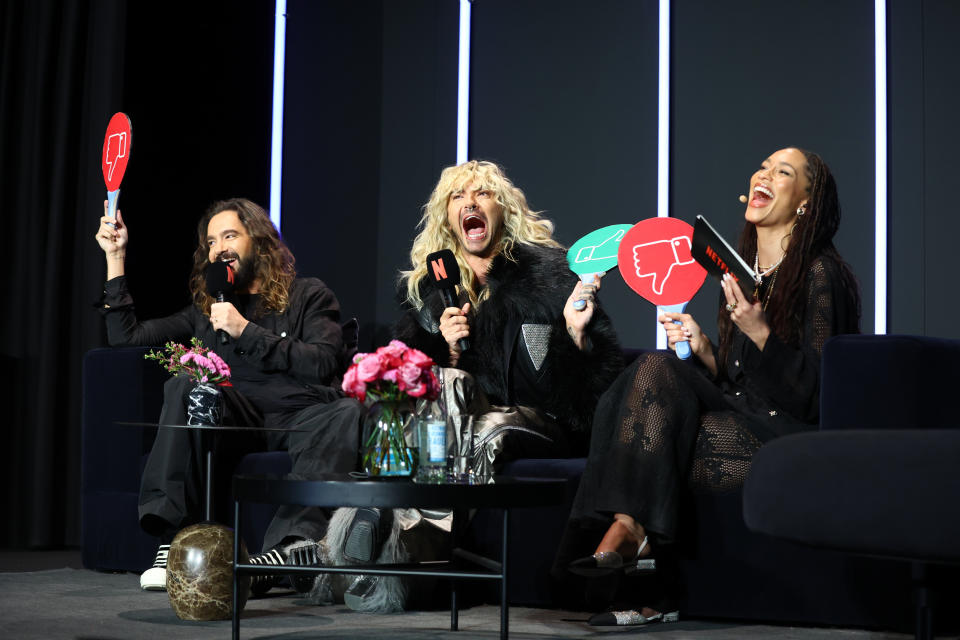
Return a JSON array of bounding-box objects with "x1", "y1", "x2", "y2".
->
[{"x1": 566, "y1": 224, "x2": 633, "y2": 310}]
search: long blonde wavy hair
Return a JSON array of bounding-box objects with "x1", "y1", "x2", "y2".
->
[{"x1": 401, "y1": 160, "x2": 561, "y2": 309}]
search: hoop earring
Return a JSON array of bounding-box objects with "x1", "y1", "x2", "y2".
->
[
  {"x1": 796, "y1": 206, "x2": 806, "y2": 217},
  {"x1": 780, "y1": 222, "x2": 798, "y2": 253}
]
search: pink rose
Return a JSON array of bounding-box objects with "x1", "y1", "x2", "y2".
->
[
  {"x1": 382, "y1": 368, "x2": 399, "y2": 385},
  {"x1": 356, "y1": 353, "x2": 383, "y2": 383},
  {"x1": 341, "y1": 365, "x2": 367, "y2": 402},
  {"x1": 398, "y1": 362, "x2": 422, "y2": 389},
  {"x1": 403, "y1": 347, "x2": 433, "y2": 370},
  {"x1": 424, "y1": 369, "x2": 440, "y2": 401},
  {"x1": 406, "y1": 379, "x2": 427, "y2": 397},
  {"x1": 382, "y1": 340, "x2": 408, "y2": 355},
  {"x1": 376, "y1": 341, "x2": 405, "y2": 369}
]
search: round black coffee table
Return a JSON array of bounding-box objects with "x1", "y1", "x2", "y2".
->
[{"x1": 231, "y1": 473, "x2": 567, "y2": 640}]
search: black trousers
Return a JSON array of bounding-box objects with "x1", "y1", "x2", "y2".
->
[{"x1": 138, "y1": 375, "x2": 362, "y2": 551}]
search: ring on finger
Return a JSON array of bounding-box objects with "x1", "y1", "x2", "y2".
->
[{"x1": 725, "y1": 302, "x2": 737, "y2": 312}]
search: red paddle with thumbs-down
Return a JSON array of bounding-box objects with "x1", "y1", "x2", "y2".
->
[
  {"x1": 101, "y1": 112, "x2": 132, "y2": 223},
  {"x1": 617, "y1": 217, "x2": 707, "y2": 359}
]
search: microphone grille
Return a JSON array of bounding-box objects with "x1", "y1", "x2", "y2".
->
[
  {"x1": 425, "y1": 249, "x2": 460, "y2": 288},
  {"x1": 205, "y1": 261, "x2": 235, "y2": 295}
]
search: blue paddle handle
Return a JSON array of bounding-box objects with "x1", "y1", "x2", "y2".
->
[
  {"x1": 659, "y1": 302, "x2": 691, "y2": 360},
  {"x1": 106, "y1": 189, "x2": 120, "y2": 228},
  {"x1": 676, "y1": 333, "x2": 691, "y2": 359},
  {"x1": 573, "y1": 272, "x2": 602, "y2": 311}
]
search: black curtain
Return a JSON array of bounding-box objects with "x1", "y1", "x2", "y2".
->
[{"x1": 0, "y1": 0, "x2": 127, "y2": 546}]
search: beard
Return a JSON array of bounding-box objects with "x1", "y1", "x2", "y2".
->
[{"x1": 217, "y1": 251, "x2": 257, "y2": 292}]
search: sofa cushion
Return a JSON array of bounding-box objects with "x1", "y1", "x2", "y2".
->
[{"x1": 744, "y1": 429, "x2": 960, "y2": 563}]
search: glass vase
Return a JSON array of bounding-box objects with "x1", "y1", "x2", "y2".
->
[{"x1": 360, "y1": 398, "x2": 415, "y2": 477}]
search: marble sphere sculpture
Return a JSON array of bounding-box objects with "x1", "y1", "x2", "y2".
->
[{"x1": 167, "y1": 523, "x2": 250, "y2": 621}]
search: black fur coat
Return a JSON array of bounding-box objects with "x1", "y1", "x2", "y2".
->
[{"x1": 394, "y1": 243, "x2": 623, "y2": 435}]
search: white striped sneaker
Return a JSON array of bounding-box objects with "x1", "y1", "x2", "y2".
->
[
  {"x1": 248, "y1": 548, "x2": 286, "y2": 597},
  {"x1": 140, "y1": 544, "x2": 170, "y2": 591}
]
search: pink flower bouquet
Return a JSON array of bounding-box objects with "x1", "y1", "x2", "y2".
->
[
  {"x1": 341, "y1": 339, "x2": 439, "y2": 404},
  {"x1": 342, "y1": 340, "x2": 440, "y2": 476},
  {"x1": 145, "y1": 337, "x2": 232, "y2": 386}
]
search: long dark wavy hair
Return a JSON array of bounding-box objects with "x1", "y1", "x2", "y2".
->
[
  {"x1": 188, "y1": 198, "x2": 296, "y2": 316},
  {"x1": 717, "y1": 149, "x2": 860, "y2": 366}
]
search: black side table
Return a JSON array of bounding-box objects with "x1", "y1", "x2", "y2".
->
[{"x1": 231, "y1": 474, "x2": 567, "y2": 640}]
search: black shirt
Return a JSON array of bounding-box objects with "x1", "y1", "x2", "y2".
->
[{"x1": 99, "y1": 275, "x2": 346, "y2": 415}]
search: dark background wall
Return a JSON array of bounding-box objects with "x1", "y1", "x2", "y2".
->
[
  {"x1": 2, "y1": 0, "x2": 958, "y2": 547},
  {"x1": 280, "y1": 0, "x2": 384, "y2": 343},
  {"x1": 889, "y1": 0, "x2": 960, "y2": 337},
  {"x1": 467, "y1": 0, "x2": 659, "y2": 349},
  {"x1": 672, "y1": 0, "x2": 876, "y2": 339}
]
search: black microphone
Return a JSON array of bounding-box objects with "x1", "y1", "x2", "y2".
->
[
  {"x1": 426, "y1": 249, "x2": 470, "y2": 352},
  {"x1": 205, "y1": 261, "x2": 236, "y2": 345}
]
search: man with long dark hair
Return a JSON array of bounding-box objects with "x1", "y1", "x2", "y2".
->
[{"x1": 95, "y1": 198, "x2": 361, "y2": 593}]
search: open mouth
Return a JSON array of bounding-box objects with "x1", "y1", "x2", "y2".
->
[
  {"x1": 219, "y1": 253, "x2": 239, "y2": 271},
  {"x1": 751, "y1": 184, "x2": 774, "y2": 207},
  {"x1": 462, "y1": 213, "x2": 488, "y2": 242}
]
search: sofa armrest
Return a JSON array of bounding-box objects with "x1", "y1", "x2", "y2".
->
[
  {"x1": 81, "y1": 347, "x2": 166, "y2": 493},
  {"x1": 820, "y1": 334, "x2": 960, "y2": 431}
]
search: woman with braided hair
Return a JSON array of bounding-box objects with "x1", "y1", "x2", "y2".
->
[{"x1": 554, "y1": 148, "x2": 861, "y2": 626}]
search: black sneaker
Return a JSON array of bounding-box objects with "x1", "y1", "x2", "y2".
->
[
  {"x1": 140, "y1": 544, "x2": 170, "y2": 591},
  {"x1": 248, "y1": 548, "x2": 285, "y2": 597},
  {"x1": 287, "y1": 540, "x2": 323, "y2": 594},
  {"x1": 343, "y1": 508, "x2": 391, "y2": 563}
]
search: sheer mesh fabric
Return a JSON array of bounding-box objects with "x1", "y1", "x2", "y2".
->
[
  {"x1": 691, "y1": 412, "x2": 762, "y2": 491},
  {"x1": 805, "y1": 258, "x2": 838, "y2": 357},
  {"x1": 614, "y1": 355, "x2": 760, "y2": 492},
  {"x1": 567, "y1": 256, "x2": 859, "y2": 540}
]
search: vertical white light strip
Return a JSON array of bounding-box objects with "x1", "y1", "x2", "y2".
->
[
  {"x1": 656, "y1": 0, "x2": 671, "y2": 349},
  {"x1": 456, "y1": 0, "x2": 472, "y2": 164},
  {"x1": 874, "y1": 0, "x2": 887, "y2": 334},
  {"x1": 269, "y1": 0, "x2": 287, "y2": 231}
]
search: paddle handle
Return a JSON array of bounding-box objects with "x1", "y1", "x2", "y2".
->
[
  {"x1": 658, "y1": 302, "x2": 691, "y2": 360},
  {"x1": 106, "y1": 188, "x2": 120, "y2": 228},
  {"x1": 572, "y1": 272, "x2": 603, "y2": 311}
]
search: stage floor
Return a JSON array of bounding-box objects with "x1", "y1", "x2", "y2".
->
[{"x1": 0, "y1": 550, "x2": 913, "y2": 639}]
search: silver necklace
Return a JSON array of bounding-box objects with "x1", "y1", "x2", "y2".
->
[{"x1": 753, "y1": 251, "x2": 785, "y2": 284}]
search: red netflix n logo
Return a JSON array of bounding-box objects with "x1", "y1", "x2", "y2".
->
[{"x1": 431, "y1": 259, "x2": 447, "y2": 281}]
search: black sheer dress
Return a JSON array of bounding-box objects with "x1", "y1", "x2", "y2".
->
[{"x1": 559, "y1": 255, "x2": 859, "y2": 558}]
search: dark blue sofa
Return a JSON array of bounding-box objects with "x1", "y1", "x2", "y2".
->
[
  {"x1": 81, "y1": 336, "x2": 958, "y2": 630},
  {"x1": 744, "y1": 335, "x2": 960, "y2": 639}
]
